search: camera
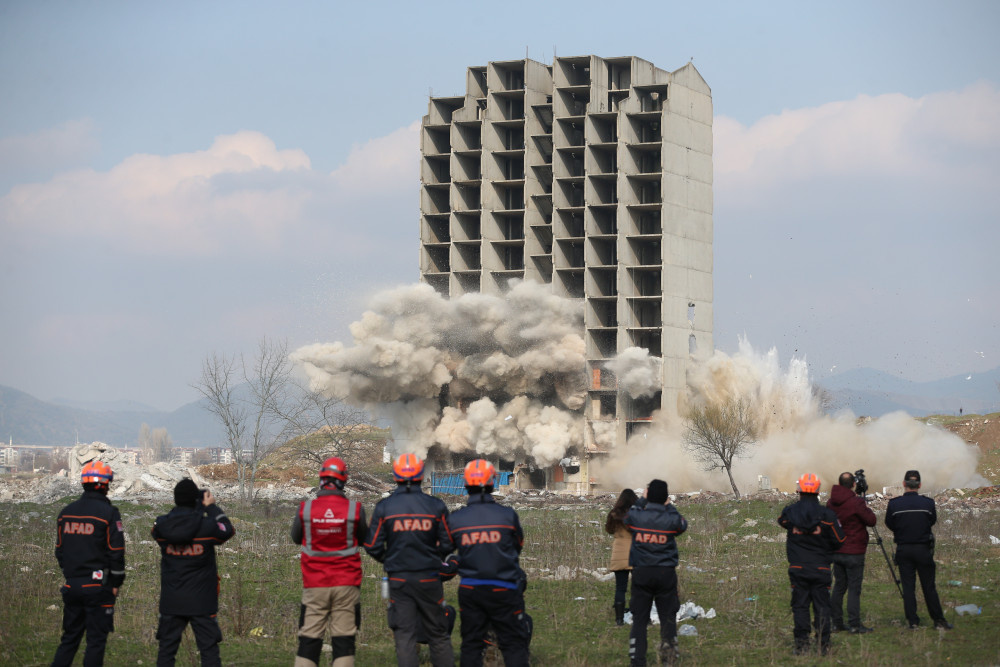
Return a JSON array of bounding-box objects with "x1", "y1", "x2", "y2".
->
[{"x1": 854, "y1": 469, "x2": 868, "y2": 496}]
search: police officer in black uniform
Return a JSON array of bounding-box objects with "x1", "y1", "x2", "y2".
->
[
  {"x1": 447, "y1": 459, "x2": 531, "y2": 667},
  {"x1": 151, "y1": 478, "x2": 235, "y2": 666},
  {"x1": 363, "y1": 453, "x2": 454, "y2": 667},
  {"x1": 624, "y1": 479, "x2": 687, "y2": 667},
  {"x1": 885, "y1": 470, "x2": 952, "y2": 630},
  {"x1": 52, "y1": 460, "x2": 126, "y2": 667},
  {"x1": 778, "y1": 473, "x2": 846, "y2": 656}
]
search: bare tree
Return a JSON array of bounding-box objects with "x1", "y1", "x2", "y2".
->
[
  {"x1": 194, "y1": 337, "x2": 292, "y2": 503},
  {"x1": 273, "y1": 389, "x2": 382, "y2": 468},
  {"x1": 683, "y1": 397, "x2": 760, "y2": 499},
  {"x1": 139, "y1": 423, "x2": 153, "y2": 465}
]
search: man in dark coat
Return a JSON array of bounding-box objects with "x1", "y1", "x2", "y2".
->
[
  {"x1": 778, "y1": 473, "x2": 845, "y2": 655},
  {"x1": 826, "y1": 471, "x2": 877, "y2": 633},
  {"x1": 885, "y1": 470, "x2": 952, "y2": 630},
  {"x1": 624, "y1": 479, "x2": 687, "y2": 667},
  {"x1": 52, "y1": 460, "x2": 126, "y2": 667},
  {"x1": 363, "y1": 453, "x2": 454, "y2": 667},
  {"x1": 151, "y1": 479, "x2": 235, "y2": 666}
]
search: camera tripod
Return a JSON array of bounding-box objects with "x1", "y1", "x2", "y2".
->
[{"x1": 855, "y1": 469, "x2": 904, "y2": 599}]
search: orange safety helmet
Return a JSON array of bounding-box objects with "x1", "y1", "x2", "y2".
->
[
  {"x1": 392, "y1": 453, "x2": 424, "y2": 482},
  {"x1": 319, "y1": 456, "x2": 348, "y2": 482},
  {"x1": 81, "y1": 460, "x2": 114, "y2": 486},
  {"x1": 463, "y1": 459, "x2": 496, "y2": 488},
  {"x1": 797, "y1": 473, "x2": 821, "y2": 494}
]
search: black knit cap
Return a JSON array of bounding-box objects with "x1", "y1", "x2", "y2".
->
[
  {"x1": 647, "y1": 479, "x2": 669, "y2": 504},
  {"x1": 174, "y1": 478, "x2": 200, "y2": 507}
]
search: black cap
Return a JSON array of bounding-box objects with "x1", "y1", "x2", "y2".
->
[
  {"x1": 174, "y1": 478, "x2": 200, "y2": 507},
  {"x1": 904, "y1": 470, "x2": 921, "y2": 488},
  {"x1": 647, "y1": 479, "x2": 669, "y2": 504}
]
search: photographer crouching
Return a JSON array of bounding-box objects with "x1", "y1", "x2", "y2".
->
[{"x1": 151, "y1": 479, "x2": 235, "y2": 666}]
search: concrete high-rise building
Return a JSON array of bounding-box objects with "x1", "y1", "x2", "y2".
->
[{"x1": 419, "y1": 56, "x2": 712, "y2": 475}]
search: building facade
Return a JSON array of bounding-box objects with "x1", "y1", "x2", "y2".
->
[{"x1": 419, "y1": 56, "x2": 713, "y2": 487}]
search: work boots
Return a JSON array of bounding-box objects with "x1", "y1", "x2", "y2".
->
[
  {"x1": 659, "y1": 640, "x2": 679, "y2": 665},
  {"x1": 614, "y1": 602, "x2": 626, "y2": 626}
]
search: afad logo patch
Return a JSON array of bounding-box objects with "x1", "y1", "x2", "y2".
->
[
  {"x1": 63, "y1": 522, "x2": 95, "y2": 535},
  {"x1": 460, "y1": 530, "x2": 502, "y2": 546},
  {"x1": 392, "y1": 518, "x2": 433, "y2": 532},
  {"x1": 634, "y1": 532, "x2": 670, "y2": 544}
]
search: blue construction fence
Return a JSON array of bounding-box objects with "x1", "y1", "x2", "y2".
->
[{"x1": 428, "y1": 471, "x2": 514, "y2": 496}]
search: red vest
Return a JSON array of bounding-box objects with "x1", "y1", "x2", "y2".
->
[{"x1": 299, "y1": 494, "x2": 362, "y2": 588}]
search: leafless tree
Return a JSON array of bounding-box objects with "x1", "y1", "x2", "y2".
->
[
  {"x1": 683, "y1": 397, "x2": 760, "y2": 499},
  {"x1": 272, "y1": 389, "x2": 381, "y2": 469},
  {"x1": 193, "y1": 337, "x2": 292, "y2": 503},
  {"x1": 139, "y1": 423, "x2": 174, "y2": 463}
]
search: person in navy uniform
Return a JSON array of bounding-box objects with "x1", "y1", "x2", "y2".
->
[
  {"x1": 364, "y1": 453, "x2": 454, "y2": 667},
  {"x1": 624, "y1": 478, "x2": 687, "y2": 666},
  {"x1": 778, "y1": 473, "x2": 846, "y2": 656},
  {"x1": 446, "y1": 459, "x2": 531, "y2": 667},
  {"x1": 885, "y1": 470, "x2": 952, "y2": 630},
  {"x1": 52, "y1": 460, "x2": 126, "y2": 667},
  {"x1": 151, "y1": 478, "x2": 234, "y2": 666},
  {"x1": 290, "y1": 457, "x2": 368, "y2": 667}
]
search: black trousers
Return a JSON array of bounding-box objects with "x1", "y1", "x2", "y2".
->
[
  {"x1": 51, "y1": 585, "x2": 115, "y2": 667},
  {"x1": 830, "y1": 553, "x2": 866, "y2": 629},
  {"x1": 155, "y1": 614, "x2": 223, "y2": 667},
  {"x1": 894, "y1": 543, "x2": 945, "y2": 625},
  {"x1": 613, "y1": 570, "x2": 630, "y2": 606},
  {"x1": 628, "y1": 566, "x2": 679, "y2": 667},
  {"x1": 788, "y1": 566, "x2": 832, "y2": 647},
  {"x1": 458, "y1": 584, "x2": 530, "y2": 667},
  {"x1": 387, "y1": 575, "x2": 453, "y2": 667}
]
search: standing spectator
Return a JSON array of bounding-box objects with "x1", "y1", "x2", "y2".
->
[
  {"x1": 605, "y1": 488, "x2": 638, "y2": 626},
  {"x1": 151, "y1": 479, "x2": 234, "y2": 667},
  {"x1": 778, "y1": 473, "x2": 845, "y2": 656},
  {"x1": 885, "y1": 470, "x2": 952, "y2": 630},
  {"x1": 51, "y1": 460, "x2": 125, "y2": 667},
  {"x1": 364, "y1": 453, "x2": 454, "y2": 667},
  {"x1": 291, "y1": 457, "x2": 368, "y2": 667},
  {"x1": 447, "y1": 459, "x2": 531, "y2": 667},
  {"x1": 624, "y1": 479, "x2": 687, "y2": 667},
  {"x1": 826, "y1": 472, "x2": 877, "y2": 633}
]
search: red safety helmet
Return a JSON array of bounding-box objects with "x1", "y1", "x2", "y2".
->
[
  {"x1": 797, "y1": 473, "x2": 821, "y2": 494},
  {"x1": 463, "y1": 459, "x2": 496, "y2": 488},
  {"x1": 392, "y1": 453, "x2": 424, "y2": 482},
  {"x1": 319, "y1": 456, "x2": 348, "y2": 482},
  {"x1": 81, "y1": 460, "x2": 114, "y2": 486}
]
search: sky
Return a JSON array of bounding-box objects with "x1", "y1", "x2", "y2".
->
[{"x1": 1, "y1": 0, "x2": 998, "y2": 412}]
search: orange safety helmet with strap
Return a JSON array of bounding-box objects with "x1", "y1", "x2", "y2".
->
[
  {"x1": 797, "y1": 473, "x2": 821, "y2": 494},
  {"x1": 392, "y1": 453, "x2": 424, "y2": 483},
  {"x1": 80, "y1": 460, "x2": 114, "y2": 487},
  {"x1": 319, "y1": 456, "x2": 348, "y2": 488},
  {"x1": 463, "y1": 459, "x2": 496, "y2": 488}
]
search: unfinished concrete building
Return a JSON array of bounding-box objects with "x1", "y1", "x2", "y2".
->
[{"x1": 419, "y1": 56, "x2": 713, "y2": 493}]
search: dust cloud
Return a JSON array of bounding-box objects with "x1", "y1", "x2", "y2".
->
[{"x1": 600, "y1": 338, "x2": 987, "y2": 494}]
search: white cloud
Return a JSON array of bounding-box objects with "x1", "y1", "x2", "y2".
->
[
  {"x1": 330, "y1": 121, "x2": 420, "y2": 195},
  {"x1": 715, "y1": 82, "x2": 1000, "y2": 193}
]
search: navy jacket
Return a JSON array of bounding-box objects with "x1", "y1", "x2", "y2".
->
[
  {"x1": 447, "y1": 493, "x2": 524, "y2": 585},
  {"x1": 363, "y1": 485, "x2": 453, "y2": 575},
  {"x1": 778, "y1": 495, "x2": 845, "y2": 567},
  {"x1": 55, "y1": 490, "x2": 126, "y2": 588},
  {"x1": 152, "y1": 503, "x2": 235, "y2": 616},
  {"x1": 885, "y1": 491, "x2": 936, "y2": 545},
  {"x1": 624, "y1": 501, "x2": 687, "y2": 568}
]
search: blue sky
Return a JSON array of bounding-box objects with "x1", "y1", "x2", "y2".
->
[{"x1": 1, "y1": 0, "x2": 998, "y2": 411}]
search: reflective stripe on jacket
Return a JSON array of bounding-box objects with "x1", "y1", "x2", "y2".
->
[{"x1": 296, "y1": 492, "x2": 365, "y2": 588}]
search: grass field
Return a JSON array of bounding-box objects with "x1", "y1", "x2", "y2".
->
[{"x1": 0, "y1": 493, "x2": 997, "y2": 666}]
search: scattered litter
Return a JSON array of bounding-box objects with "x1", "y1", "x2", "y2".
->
[
  {"x1": 678, "y1": 624, "x2": 698, "y2": 636},
  {"x1": 955, "y1": 604, "x2": 982, "y2": 616},
  {"x1": 677, "y1": 601, "x2": 716, "y2": 621},
  {"x1": 947, "y1": 581, "x2": 963, "y2": 587},
  {"x1": 971, "y1": 586, "x2": 985, "y2": 591},
  {"x1": 685, "y1": 565, "x2": 705, "y2": 572},
  {"x1": 248, "y1": 626, "x2": 265, "y2": 637},
  {"x1": 574, "y1": 597, "x2": 586, "y2": 601},
  {"x1": 990, "y1": 535, "x2": 1000, "y2": 545},
  {"x1": 46, "y1": 604, "x2": 58, "y2": 611},
  {"x1": 745, "y1": 596, "x2": 758, "y2": 602},
  {"x1": 742, "y1": 519, "x2": 758, "y2": 528}
]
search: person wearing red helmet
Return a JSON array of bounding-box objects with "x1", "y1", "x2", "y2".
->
[
  {"x1": 51, "y1": 460, "x2": 126, "y2": 667},
  {"x1": 364, "y1": 453, "x2": 454, "y2": 667},
  {"x1": 778, "y1": 473, "x2": 846, "y2": 656},
  {"x1": 446, "y1": 459, "x2": 531, "y2": 667},
  {"x1": 290, "y1": 457, "x2": 368, "y2": 667}
]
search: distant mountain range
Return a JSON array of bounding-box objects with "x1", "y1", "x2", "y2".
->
[
  {"x1": 0, "y1": 385, "x2": 223, "y2": 447},
  {"x1": 2, "y1": 366, "x2": 998, "y2": 446}
]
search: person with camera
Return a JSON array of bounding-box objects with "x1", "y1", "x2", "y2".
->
[
  {"x1": 151, "y1": 478, "x2": 235, "y2": 666},
  {"x1": 778, "y1": 473, "x2": 845, "y2": 656},
  {"x1": 885, "y1": 470, "x2": 952, "y2": 630},
  {"x1": 290, "y1": 457, "x2": 368, "y2": 667},
  {"x1": 51, "y1": 460, "x2": 126, "y2": 667},
  {"x1": 826, "y1": 471, "x2": 877, "y2": 633},
  {"x1": 624, "y1": 479, "x2": 687, "y2": 667}
]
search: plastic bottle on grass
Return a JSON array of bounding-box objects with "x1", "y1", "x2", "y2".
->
[{"x1": 955, "y1": 604, "x2": 982, "y2": 616}]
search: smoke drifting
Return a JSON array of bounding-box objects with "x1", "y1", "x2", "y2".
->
[
  {"x1": 601, "y1": 338, "x2": 986, "y2": 494},
  {"x1": 291, "y1": 281, "x2": 589, "y2": 466}
]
